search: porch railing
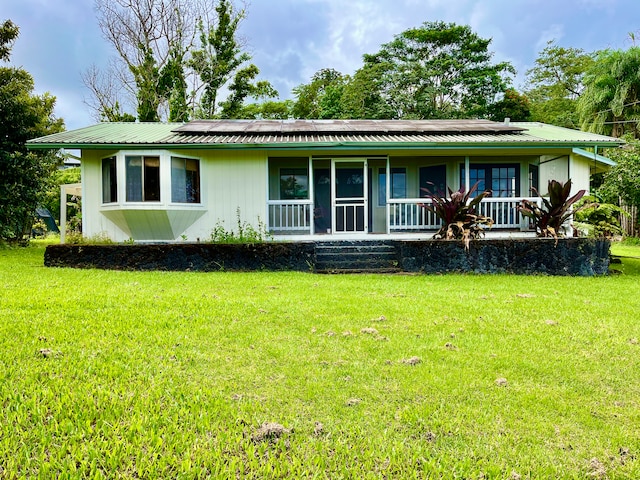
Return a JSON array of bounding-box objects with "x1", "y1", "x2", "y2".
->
[
  {"x1": 267, "y1": 200, "x2": 313, "y2": 233},
  {"x1": 335, "y1": 199, "x2": 366, "y2": 232},
  {"x1": 388, "y1": 199, "x2": 440, "y2": 230},
  {"x1": 267, "y1": 197, "x2": 542, "y2": 234},
  {"x1": 388, "y1": 197, "x2": 541, "y2": 231}
]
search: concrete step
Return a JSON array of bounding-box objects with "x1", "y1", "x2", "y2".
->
[
  {"x1": 315, "y1": 244, "x2": 397, "y2": 255},
  {"x1": 316, "y1": 267, "x2": 402, "y2": 274},
  {"x1": 314, "y1": 241, "x2": 401, "y2": 273}
]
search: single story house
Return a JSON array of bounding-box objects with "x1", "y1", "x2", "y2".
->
[{"x1": 27, "y1": 119, "x2": 622, "y2": 243}]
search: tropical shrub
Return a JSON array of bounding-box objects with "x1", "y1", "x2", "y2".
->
[
  {"x1": 573, "y1": 195, "x2": 627, "y2": 238},
  {"x1": 421, "y1": 182, "x2": 493, "y2": 249},
  {"x1": 518, "y1": 179, "x2": 585, "y2": 240}
]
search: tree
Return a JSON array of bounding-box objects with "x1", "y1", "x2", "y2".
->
[
  {"x1": 486, "y1": 88, "x2": 531, "y2": 122},
  {"x1": 129, "y1": 43, "x2": 162, "y2": 122},
  {"x1": 238, "y1": 99, "x2": 293, "y2": 119},
  {"x1": 578, "y1": 47, "x2": 640, "y2": 137},
  {"x1": 525, "y1": 41, "x2": 594, "y2": 128},
  {"x1": 0, "y1": 20, "x2": 64, "y2": 242},
  {"x1": 0, "y1": 18, "x2": 18, "y2": 61},
  {"x1": 81, "y1": 63, "x2": 136, "y2": 122},
  {"x1": 85, "y1": 0, "x2": 274, "y2": 122},
  {"x1": 292, "y1": 68, "x2": 347, "y2": 119},
  {"x1": 358, "y1": 21, "x2": 515, "y2": 119},
  {"x1": 87, "y1": 0, "x2": 196, "y2": 121},
  {"x1": 340, "y1": 63, "x2": 396, "y2": 119},
  {"x1": 599, "y1": 138, "x2": 640, "y2": 206},
  {"x1": 159, "y1": 40, "x2": 190, "y2": 122},
  {"x1": 41, "y1": 167, "x2": 81, "y2": 224},
  {"x1": 188, "y1": 0, "x2": 277, "y2": 119}
]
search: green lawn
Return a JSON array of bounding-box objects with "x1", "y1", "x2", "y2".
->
[{"x1": 1, "y1": 243, "x2": 639, "y2": 478}]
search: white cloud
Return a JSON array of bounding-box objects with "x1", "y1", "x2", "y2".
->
[{"x1": 535, "y1": 24, "x2": 565, "y2": 52}]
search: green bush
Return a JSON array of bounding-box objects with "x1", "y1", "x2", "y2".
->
[
  {"x1": 208, "y1": 208, "x2": 271, "y2": 243},
  {"x1": 574, "y1": 195, "x2": 627, "y2": 238}
]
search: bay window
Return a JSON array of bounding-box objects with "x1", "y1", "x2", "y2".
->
[
  {"x1": 126, "y1": 156, "x2": 161, "y2": 202},
  {"x1": 101, "y1": 156, "x2": 117, "y2": 203},
  {"x1": 171, "y1": 157, "x2": 201, "y2": 203}
]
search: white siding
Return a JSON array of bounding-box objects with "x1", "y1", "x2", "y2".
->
[
  {"x1": 82, "y1": 150, "x2": 132, "y2": 240},
  {"x1": 538, "y1": 154, "x2": 591, "y2": 196},
  {"x1": 569, "y1": 155, "x2": 593, "y2": 194},
  {"x1": 539, "y1": 155, "x2": 569, "y2": 195},
  {"x1": 184, "y1": 149, "x2": 267, "y2": 241}
]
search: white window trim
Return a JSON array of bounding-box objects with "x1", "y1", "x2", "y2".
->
[{"x1": 99, "y1": 150, "x2": 205, "y2": 209}]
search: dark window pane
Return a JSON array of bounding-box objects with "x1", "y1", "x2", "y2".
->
[
  {"x1": 144, "y1": 157, "x2": 160, "y2": 201},
  {"x1": 126, "y1": 156, "x2": 142, "y2": 202},
  {"x1": 378, "y1": 169, "x2": 386, "y2": 206},
  {"x1": 185, "y1": 159, "x2": 200, "y2": 203},
  {"x1": 172, "y1": 157, "x2": 201, "y2": 203},
  {"x1": 102, "y1": 156, "x2": 117, "y2": 203},
  {"x1": 336, "y1": 168, "x2": 363, "y2": 198},
  {"x1": 391, "y1": 167, "x2": 406, "y2": 199},
  {"x1": 280, "y1": 168, "x2": 309, "y2": 199}
]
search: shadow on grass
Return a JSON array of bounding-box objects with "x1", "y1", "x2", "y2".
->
[
  {"x1": 610, "y1": 241, "x2": 640, "y2": 276},
  {"x1": 610, "y1": 256, "x2": 640, "y2": 276}
]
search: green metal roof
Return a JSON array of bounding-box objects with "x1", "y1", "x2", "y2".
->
[
  {"x1": 572, "y1": 147, "x2": 616, "y2": 167},
  {"x1": 27, "y1": 120, "x2": 625, "y2": 150},
  {"x1": 510, "y1": 122, "x2": 621, "y2": 144}
]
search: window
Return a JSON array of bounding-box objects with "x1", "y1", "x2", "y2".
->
[
  {"x1": 528, "y1": 164, "x2": 539, "y2": 195},
  {"x1": 171, "y1": 157, "x2": 201, "y2": 203},
  {"x1": 460, "y1": 164, "x2": 519, "y2": 197},
  {"x1": 102, "y1": 156, "x2": 117, "y2": 203},
  {"x1": 491, "y1": 166, "x2": 517, "y2": 197},
  {"x1": 280, "y1": 168, "x2": 309, "y2": 199},
  {"x1": 378, "y1": 168, "x2": 407, "y2": 206},
  {"x1": 126, "y1": 156, "x2": 160, "y2": 202},
  {"x1": 419, "y1": 165, "x2": 447, "y2": 197}
]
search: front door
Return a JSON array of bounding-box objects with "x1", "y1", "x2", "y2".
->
[{"x1": 332, "y1": 159, "x2": 368, "y2": 233}]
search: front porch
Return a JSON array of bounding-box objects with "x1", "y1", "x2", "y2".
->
[{"x1": 266, "y1": 156, "x2": 542, "y2": 238}]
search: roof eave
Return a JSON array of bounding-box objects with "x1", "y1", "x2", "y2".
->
[{"x1": 26, "y1": 140, "x2": 624, "y2": 151}]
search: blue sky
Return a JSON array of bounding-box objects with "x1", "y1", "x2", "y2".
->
[{"x1": 3, "y1": 0, "x2": 639, "y2": 130}]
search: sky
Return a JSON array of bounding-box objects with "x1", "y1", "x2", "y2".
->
[{"x1": 3, "y1": 0, "x2": 639, "y2": 131}]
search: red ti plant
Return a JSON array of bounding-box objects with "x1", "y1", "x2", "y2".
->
[
  {"x1": 421, "y1": 182, "x2": 493, "y2": 250},
  {"x1": 517, "y1": 179, "x2": 586, "y2": 241}
]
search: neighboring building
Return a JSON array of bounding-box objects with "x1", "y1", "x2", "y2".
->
[{"x1": 27, "y1": 119, "x2": 622, "y2": 242}]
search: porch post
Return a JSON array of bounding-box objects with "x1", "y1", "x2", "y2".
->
[
  {"x1": 265, "y1": 158, "x2": 270, "y2": 234},
  {"x1": 385, "y1": 156, "x2": 390, "y2": 234},
  {"x1": 330, "y1": 159, "x2": 336, "y2": 235},
  {"x1": 363, "y1": 158, "x2": 369, "y2": 233},
  {"x1": 592, "y1": 146, "x2": 598, "y2": 195},
  {"x1": 60, "y1": 185, "x2": 67, "y2": 244},
  {"x1": 464, "y1": 156, "x2": 470, "y2": 191},
  {"x1": 308, "y1": 156, "x2": 314, "y2": 235}
]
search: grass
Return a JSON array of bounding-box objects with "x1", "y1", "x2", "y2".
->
[{"x1": 1, "y1": 242, "x2": 640, "y2": 478}]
